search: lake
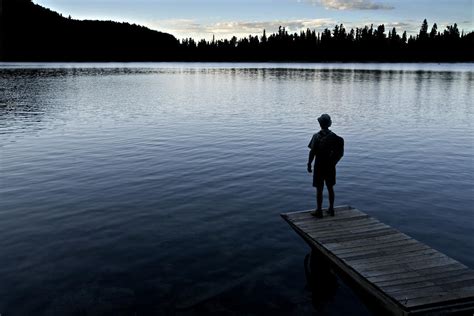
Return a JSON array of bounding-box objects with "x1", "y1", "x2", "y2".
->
[{"x1": 0, "y1": 62, "x2": 473, "y2": 315}]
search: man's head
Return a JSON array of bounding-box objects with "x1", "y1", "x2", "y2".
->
[{"x1": 318, "y1": 114, "x2": 332, "y2": 129}]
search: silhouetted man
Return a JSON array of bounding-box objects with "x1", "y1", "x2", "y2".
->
[{"x1": 307, "y1": 114, "x2": 344, "y2": 218}]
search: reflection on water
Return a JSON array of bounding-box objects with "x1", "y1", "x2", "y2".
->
[
  {"x1": 304, "y1": 252, "x2": 339, "y2": 311},
  {"x1": 0, "y1": 63, "x2": 473, "y2": 315}
]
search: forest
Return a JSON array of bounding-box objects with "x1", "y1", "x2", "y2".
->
[
  {"x1": 1, "y1": 0, "x2": 473, "y2": 62},
  {"x1": 179, "y1": 20, "x2": 473, "y2": 62}
]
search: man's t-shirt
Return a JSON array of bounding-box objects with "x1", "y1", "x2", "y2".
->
[{"x1": 308, "y1": 129, "x2": 344, "y2": 166}]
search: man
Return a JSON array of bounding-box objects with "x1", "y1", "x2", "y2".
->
[{"x1": 307, "y1": 114, "x2": 344, "y2": 218}]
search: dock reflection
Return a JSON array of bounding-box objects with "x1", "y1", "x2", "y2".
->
[{"x1": 304, "y1": 251, "x2": 338, "y2": 310}]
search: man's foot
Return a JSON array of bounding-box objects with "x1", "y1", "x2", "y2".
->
[
  {"x1": 310, "y1": 209, "x2": 323, "y2": 218},
  {"x1": 327, "y1": 208, "x2": 335, "y2": 217}
]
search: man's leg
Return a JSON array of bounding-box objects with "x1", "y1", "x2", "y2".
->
[
  {"x1": 311, "y1": 185, "x2": 324, "y2": 217},
  {"x1": 316, "y1": 186, "x2": 323, "y2": 211},
  {"x1": 327, "y1": 185, "x2": 335, "y2": 216}
]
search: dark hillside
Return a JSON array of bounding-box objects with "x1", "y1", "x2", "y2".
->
[{"x1": 1, "y1": 0, "x2": 179, "y2": 61}]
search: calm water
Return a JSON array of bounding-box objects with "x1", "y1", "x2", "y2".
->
[{"x1": 1, "y1": 63, "x2": 473, "y2": 315}]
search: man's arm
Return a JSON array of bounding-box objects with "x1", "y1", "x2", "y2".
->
[
  {"x1": 307, "y1": 149, "x2": 315, "y2": 173},
  {"x1": 307, "y1": 134, "x2": 317, "y2": 173}
]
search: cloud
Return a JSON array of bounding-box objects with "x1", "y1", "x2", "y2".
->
[
  {"x1": 147, "y1": 18, "x2": 336, "y2": 40},
  {"x1": 147, "y1": 18, "x2": 433, "y2": 41},
  {"x1": 383, "y1": 21, "x2": 418, "y2": 33},
  {"x1": 339, "y1": 20, "x2": 420, "y2": 34},
  {"x1": 210, "y1": 19, "x2": 336, "y2": 34},
  {"x1": 305, "y1": 0, "x2": 394, "y2": 10}
]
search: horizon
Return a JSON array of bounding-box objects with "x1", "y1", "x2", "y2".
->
[{"x1": 32, "y1": 0, "x2": 474, "y2": 41}]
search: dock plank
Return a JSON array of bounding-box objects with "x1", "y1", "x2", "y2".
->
[
  {"x1": 346, "y1": 248, "x2": 439, "y2": 266},
  {"x1": 375, "y1": 268, "x2": 472, "y2": 287},
  {"x1": 393, "y1": 285, "x2": 474, "y2": 302},
  {"x1": 383, "y1": 273, "x2": 474, "y2": 294},
  {"x1": 405, "y1": 287, "x2": 474, "y2": 308},
  {"x1": 347, "y1": 251, "x2": 448, "y2": 271},
  {"x1": 281, "y1": 206, "x2": 474, "y2": 315},
  {"x1": 300, "y1": 220, "x2": 381, "y2": 234},
  {"x1": 325, "y1": 233, "x2": 413, "y2": 251},
  {"x1": 307, "y1": 222, "x2": 390, "y2": 237},
  {"x1": 332, "y1": 238, "x2": 420, "y2": 255},
  {"x1": 352, "y1": 253, "x2": 456, "y2": 272},
  {"x1": 367, "y1": 263, "x2": 469, "y2": 283},
  {"x1": 320, "y1": 228, "x2": 400, "y2": 244},
  {"x1": 340, "y1": 243, "x2": 432, "y2": 262}
]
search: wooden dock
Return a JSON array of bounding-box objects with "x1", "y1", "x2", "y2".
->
[{"x1": 281, "y1": 206, "x2": 474, "y2": 315}]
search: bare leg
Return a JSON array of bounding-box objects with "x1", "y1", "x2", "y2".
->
[
  {"x1": 327, "y1": 185, "x2": 335, "y2": 210},
  {"x1": 316, "y1": 186, "x2": 323, "y2": 211}
]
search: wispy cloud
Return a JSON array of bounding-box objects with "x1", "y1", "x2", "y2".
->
[
  {"x1": 147, "y1": 18, "x2": 336, "y2": 40},
  {"x1": 304, "y1": 0, "x2": 394, "y2": 10},
  {"x1": 146, "y1": 18, "x2": 441, "y2": 41}
]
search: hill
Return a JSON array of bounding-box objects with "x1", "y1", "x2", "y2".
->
[{"x1": 1, "y1": 0, "x2": 179, "y2": 61}]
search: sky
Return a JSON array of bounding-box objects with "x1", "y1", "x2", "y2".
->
[{"x1": 34, "y1": 0, "x2": 473, "y2": 40}]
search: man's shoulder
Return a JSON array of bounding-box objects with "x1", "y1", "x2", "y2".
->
[
  {"x1": 326, "y1": 132, "x2": 344, "y2": 147},
  {"x1": 312, "y1": 130, "x2": 343, "y2": 142},
  {"x1": 329, "y1": 131, "x2": 343, "y2": 141}
]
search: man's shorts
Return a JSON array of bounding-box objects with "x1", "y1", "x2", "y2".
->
[{"x1": 313, "y1": 164, "x2": 336, "y2": 188}]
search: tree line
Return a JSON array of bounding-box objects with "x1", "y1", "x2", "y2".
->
[{"x1": 179, "y1": 19, "x2": 473, "y2": 62}]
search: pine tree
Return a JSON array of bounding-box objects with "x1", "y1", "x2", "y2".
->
[
  {"x1": 261, "y1": 29, "x2": 267, "y2": 44},
  {"x1": 430, "y1": 23, "x2": 438, "y2": 39},
  {"x1": 419, "y1": 19, "x2": 429, "y2": 39}
]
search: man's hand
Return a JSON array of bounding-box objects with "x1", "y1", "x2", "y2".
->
[{"x1": 307, "y1": 163, "x2": 312, "y2": 173}]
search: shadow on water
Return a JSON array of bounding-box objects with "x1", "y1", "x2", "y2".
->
[
  {"x1": 304, "y1": 251, "x2": 385, "y2": 316},
  {"x1": 304, "y1": 252, "x2": 338, "y2": 311},
  {"x1": 305, "y1": 251, "x2": 473, "y2": 316}
]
